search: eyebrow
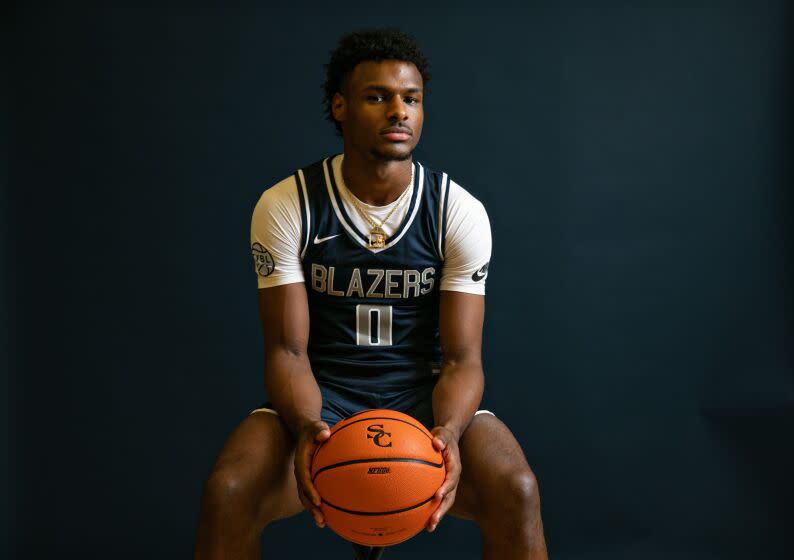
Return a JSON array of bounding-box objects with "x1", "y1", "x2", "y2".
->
[{"x1": 363, "y1": 85, "x2": 423, "y2": 94}]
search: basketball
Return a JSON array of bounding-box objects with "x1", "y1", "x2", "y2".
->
[{"x1": 310, "y1": 409, "x2": 446, "y2": 547}]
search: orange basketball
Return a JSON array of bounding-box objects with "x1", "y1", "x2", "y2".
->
[{"x1": 310, "y1": 409, "x2": 445, "y2": 547}]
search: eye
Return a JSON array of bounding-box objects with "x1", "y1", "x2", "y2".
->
[
  {"x1": 404, "y1": 96, "x2": 419, "y2": 105},
  {"x1": 366, "y1": 94, "x2": 385, "y2": 102}
]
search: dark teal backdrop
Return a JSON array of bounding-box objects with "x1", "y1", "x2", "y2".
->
[{"x1": 9, "y1": 1, "x2": 793, "y2": 559}]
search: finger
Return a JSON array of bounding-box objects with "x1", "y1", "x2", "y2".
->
[
  {"x1": 436, "y1": 452, "x2": 460, "y2": 496},
  {"x1": 444, "y1": 447, "x2": 462, "y2": 477},
  {"x1": 315, "y1": 428, "x2": 331, "y2": 443},
  {"x1": 313, "y1": 421, "x2": 331, "y2": 443},
  {"x1": 311, "y1": 505, "x2": 326, "y2": 528},
  {"x1": 427, "y1": 490, "x2": 456, "y2": 532},
  {"x1": 298, "y1": 489, "x2": 326, "y2": 527},
  {"x1": 425, "y1": 494, "x2": 443, "y2": 531},
  {"x1": 297, "y1": 447, "x2": 323, "y2": 507},
  {"x1": 435, "y1": 477, "x2": 458, "y2": 501},
  {"x1": 296, "y1": 466, "x2": 322, "y2": 508},
  {"x1": 434, "y1": 466, "x2": 459, "y2": 505},
  {"x1": 431, "y1": 426, "x2": 456, "y2": 451}
]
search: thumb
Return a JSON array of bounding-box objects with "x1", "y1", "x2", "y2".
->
[
  {"x1": 313, "y1": 421, "x2": 331, "y2": 442},
  {"x1": 431, "y1": 427, "x2": 448, "y2": 452}
]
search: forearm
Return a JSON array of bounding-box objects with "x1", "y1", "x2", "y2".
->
[
  {"x1": 264, "y1": 347, "x2": 322, "y2": 436},
  {"x1": 432, "y1": 358, "x2": 484, "y2": 441}
]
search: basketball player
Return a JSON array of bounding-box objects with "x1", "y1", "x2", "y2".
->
[{"x1": 194, "y1": 29, "x2": 548, "y2": 560}]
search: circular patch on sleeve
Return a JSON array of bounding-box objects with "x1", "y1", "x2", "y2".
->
[{"x1": 251, "y1": 242, "x2": 275, "y2": 277}]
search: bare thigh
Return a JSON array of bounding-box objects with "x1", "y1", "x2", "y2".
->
[
  {"x1": 206, "y1": 410, "x2": 304, "y2": 525},
  {"x1": 449, "y1": 413, "x2": 536, "y2": 521}
]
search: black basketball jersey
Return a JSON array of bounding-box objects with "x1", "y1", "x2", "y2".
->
[{"x1": 294, "y1": 155, "x2": 450, "y2": 388}]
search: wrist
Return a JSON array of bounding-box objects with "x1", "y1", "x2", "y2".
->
[
  {"x1": 297, "y1": 416, "x2": 324, "y2": 432},
  {"x1": 283, "y1": 412, "x2": 324, "y2": 437},
  {"x1": 433, "y1": 424, "x2": 462, "y2": 443}
]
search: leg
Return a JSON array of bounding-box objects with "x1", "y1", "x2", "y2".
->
[
  {"x1": 449, "y1": 414, "x2": 548, "y2": 560},
  {"x1": 194, "y1": 411, "x2": 304, "y2": 560}
]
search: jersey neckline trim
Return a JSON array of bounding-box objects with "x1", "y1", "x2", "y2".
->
[{"x1": 323, "y1": 154, "x2": 425, "y2": 253}]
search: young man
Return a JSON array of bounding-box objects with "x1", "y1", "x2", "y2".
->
[{"x1": 194, "y1": 29, "x2": 548, "y2": 560}]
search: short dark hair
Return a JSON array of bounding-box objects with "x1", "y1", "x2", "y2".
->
[{"x1": 323, "y1": 28, "x2": 431, "y2": 136}]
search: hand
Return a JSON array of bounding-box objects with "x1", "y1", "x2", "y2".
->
[
  {"x1": 426, "y1": 425, "x2": 462, "y2": 532},
  {"x1": 293, "y1": 419, "x2": 331, "y2": 528}
]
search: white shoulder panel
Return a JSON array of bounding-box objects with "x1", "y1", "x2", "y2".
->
[
  {"x1": 440, "y1": 179, "x2": 492, "y2": 295},
  {"x1": 250, "y1": 175, "x2": 305, "y2": 289}
]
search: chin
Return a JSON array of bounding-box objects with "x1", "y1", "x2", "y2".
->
[{"x1": 370, "y1": 145, "x2": 414, "y2": 162}]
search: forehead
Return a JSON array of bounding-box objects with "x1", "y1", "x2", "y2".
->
[{"x1": 346, "y1": 60, "x2": 423, "y2": 91}]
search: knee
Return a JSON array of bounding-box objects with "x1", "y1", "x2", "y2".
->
[
  {"x1": 200, "y1": 468, "x2": 253, "y2": 514},
  {"x1": 488, "y1": 468, "x2": 540, "y2": 518},
  {"x1": 508, "y1": 469, "x2": 540, "y2": 510}
]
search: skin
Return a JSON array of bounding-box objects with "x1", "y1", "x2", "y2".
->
[
  {"x1": 332, "y1": 60, "x2": 423, "y2": 205},
  {"x1": 194, "y1": 60, "x2": 548, "y2": 559}
]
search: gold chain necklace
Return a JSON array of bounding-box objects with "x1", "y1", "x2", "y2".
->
[{"x1": 344, "y1": 166, "x2": 414, "y2": 249}]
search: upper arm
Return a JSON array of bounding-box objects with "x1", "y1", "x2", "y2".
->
[
  {"x1": 251, "y1": 174, "x2": 310, "y2": 353},
  {"x1": 258, "y1": 282, "x2": 310, "y2": 355},
  {"x1": 439, "y1": 291, "x2": 484, "y2": 365},
  {"x1": 439, "y1": 180, "x2": 492, "y2": 294},
  {"x1": 439, "y1": 180, "x2": 490, "y2": 363},
  {"x1": 250, "y1": 175, "x2": 305, "y2": 289}
]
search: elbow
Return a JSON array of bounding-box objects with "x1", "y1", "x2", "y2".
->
[
  {"x1": 281, "y1": 345, "x2": 306, "y2": 359},
  {"x1": 265, "y1": 336, "x2": 308, "y2": 360},
  {"x1": 441, "y1": 351, "x2": 482, "y2": 371}
]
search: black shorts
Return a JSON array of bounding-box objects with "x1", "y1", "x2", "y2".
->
[{"x1": 252, "y1": 376, "x2": 438, "y2": 430}]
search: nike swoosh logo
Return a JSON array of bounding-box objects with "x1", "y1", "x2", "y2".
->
[
  {"x1": 471, "y1": 262, "x2": 490, "y2": 282},
  {"x1": 313, "y1": 233, "x2": 341, "y2": 245}
]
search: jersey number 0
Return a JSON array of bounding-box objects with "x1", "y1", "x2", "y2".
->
[{"x1": 356, "y1": 304, "x2": 393, "y2": 346}]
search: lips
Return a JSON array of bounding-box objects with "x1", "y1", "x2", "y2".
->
[{"x1": 381, "y1": 127, "x2": 412, "y2": 142}]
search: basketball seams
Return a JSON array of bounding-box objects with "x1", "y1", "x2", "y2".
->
[
  {"x1": 321, "y1": 495, "x2": 435, "y2": 516},
  {"x1": 311, "y1": 457, "x2": 444, "y2": 482},
  {"x1": 311, "y1": 409, "x2": 442, "y2": 547},
  {"x1": 329, "y1": 415, "x2": 433, "y2": 441}
]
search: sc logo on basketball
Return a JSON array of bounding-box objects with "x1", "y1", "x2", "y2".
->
[{"x1": 366, "y1": 424, "x2": 392, "y2": 447}]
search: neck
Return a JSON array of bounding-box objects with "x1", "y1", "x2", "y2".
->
[{"x1": 340, "y1": 149, "x2": 413, "y2": 206}]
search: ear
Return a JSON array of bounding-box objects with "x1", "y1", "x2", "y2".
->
[{"x1": 331, "y1": 92, "x2": 346, "y2": 124}]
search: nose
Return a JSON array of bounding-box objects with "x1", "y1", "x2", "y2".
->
[{"x1": 386, "y1": 97, "x2": 408, "y2": 122}]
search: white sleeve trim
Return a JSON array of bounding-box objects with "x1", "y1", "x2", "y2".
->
[
  {"x1": 250, "y1": 175, "x2": 305, "y2": 289},
  {"x1": 439, "y1": 179, "x2": 492, "y2": 295},
  {"x1": 296, "y1": 169, "x2": 311, "y2": 260},
  {"x1": 437, "y1": 172, "x2": 449, "y2": 260}
]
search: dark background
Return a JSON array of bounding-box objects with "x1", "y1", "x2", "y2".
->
[{"x1": 9, "y1": 1, "x2": 793, "y2": 558}]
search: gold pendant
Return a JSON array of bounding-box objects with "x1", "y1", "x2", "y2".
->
[{"x1": 368, "y1": 227, "x2": 386, "y2": 249}]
